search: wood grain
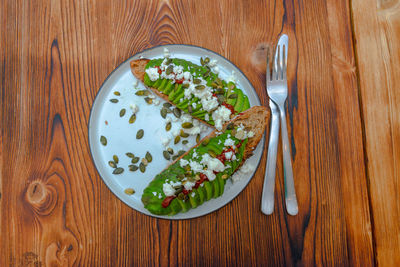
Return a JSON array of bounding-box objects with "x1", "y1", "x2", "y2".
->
[
  {"x1": 0, "y1": 0, "x2": 379, "y2": 266},
  {"x1": 351, "y1": 0, "x2": 400, "y2": 266}
]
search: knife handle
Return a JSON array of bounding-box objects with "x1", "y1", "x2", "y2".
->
[{"x1": 261, "y1": 101, "x2": 280, "y2": 215}]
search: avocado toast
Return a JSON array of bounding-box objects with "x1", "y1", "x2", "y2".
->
[
  {"x1": 130, "y1": 57, "x2": 251, "y2": 130},
  {"x1": 140, "y1": 106, "x2": 268, "y2": 215}
]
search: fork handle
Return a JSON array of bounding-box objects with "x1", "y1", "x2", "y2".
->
[
  {"x1": 261, "y1": 104, "x2": 280, "y2": 215},
  {"x1": 279, "y1": 108, "x2": 299, "y2": 215}
]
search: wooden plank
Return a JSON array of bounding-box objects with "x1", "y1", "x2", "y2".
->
[
  {"x1": 351, "y1": 0, "x2": 400, "y2": 266},
  {"x1": 0, "y1": 0, "x2": 373, "y2": 266}
]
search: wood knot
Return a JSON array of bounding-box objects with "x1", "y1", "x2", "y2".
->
[
  {"x1": 251, "y1": 43, "x2": 270, "y2": 71},
  {"x1": 26, "y1": 181, "x2": 57, "y2": 216}
]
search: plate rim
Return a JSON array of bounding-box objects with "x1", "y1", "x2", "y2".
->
[{"x1": 88, "y1": 44, "x2": 265, "y2": 220}]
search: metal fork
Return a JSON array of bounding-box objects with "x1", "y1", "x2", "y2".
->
[{"x1": 265, "y1": 34, "x2": 298, "y2": 215}]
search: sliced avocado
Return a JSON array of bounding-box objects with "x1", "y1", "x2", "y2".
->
[
  {"x1": 212, "y1": 179, "x2": 220, "y2": 198},
  {"x1": 168, "y1": 199, "x2": 182, "y2": 215},
  {"x1": 242, "y1": 95, "x2": 250, "y2": 111},
  {"x1": 176, "y1": 99, "x2": 189, "y2": 109},
  {"x1": 146, "y1": 203, "x2": 169, "y2": 215},
  {"x1": 189, "y1": 191, "x2": 200, "y2": 208},
  {"x1": 196, "y1": 186, "x2": 206, "y2": 205},
  {"x1": 234, "y1": 89, "x2": 244, "y2": 112},
  {"x1": 169, "y1": 84, "x2": 183, "y2": 101},
  {"x1": 158, "y1": 79, "x2": 169, "y2": 92},
  {"x1": 217, "y1": 176, "x2": 226, "y2": 196},
  {"x1": 203, "y1": 181, "x2": 213, "y2": 201},
  {"x1": 163, "y1": 81, "x2": 174, "y2": 95},
  {"x1": 172, "y1": 90, "x2": 185, "y2": 104},
  {"x1": 153, "y1": 78, "x2": 163, "y2": 89},
  {"x1": 143, "y1": 74, "x2": 153, "y2": 87},
  {"x1": 176, "y1": 198, "x2": 191, "y2": 212}
]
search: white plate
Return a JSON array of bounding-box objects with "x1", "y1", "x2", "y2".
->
[{"x1": 89, "y1": 44, "x2": 264, "y2": 219}]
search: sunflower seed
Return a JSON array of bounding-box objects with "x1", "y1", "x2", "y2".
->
[
  {"x1": 182, "y1": 140, "x2": 189, "y2": 145},
  {"x1": 208, "y1": 150, "x2": 217, "y2": 158},
  {"x1": 145, "y1": 152, "x2": 152, "y2": 163},
  {"x1": 113, "y1": 167, "x2": 124, "y2": 174},
  {"x1": 167, "y1": 147, "x2": 174, "y2": 154},
  {"x1": 113, "y1": 155, "x2": 119, "y2": 164},
  {"x1": 166, "y1": 65, "x2": 173, "y2": 75},
  {"x1": 163, "y1": 150, "x2": 171, "y2": 160},
  {"x1": 131, "y1": 157, "x2": 139, "y2": 163},
  {"x1": 136, "y1": 129, "x2": 144, "y2": 139},
  {"x1": 108, "y1": 161, "x2": 117, "y2": 168},
  {"x1": 110, "y1": 99, "x2": 118, "y2": 103},
  {"x1": 114, "y1": 91, "x2": 121, "y2": 96},
  {"x1": 177, "y1": 150, "x2": 186, "y2": 157},
  {"x1": 182, "y1": 122, "x2": 193, "y2": 129},
  {"x1": 172, "y1": 155, "x2": 179, "y2": 161},
  {"x1": 195, "y1": 85, "x2": 205, "y2": 90},
  {"x1": 160, "y1": 108, "x2": 168, "y2": 119},
  {"x1": 119, "y1": 108, "x2": 126, "y2": 117},
  {"x1": 100, "y1": 136, "x2": 107, "y2": 146},
  {"x1": 193, "y1": 78, "x2": 201, "y2": 84},
  {"x1": 228, "y1": 93, "x2": 238, "y2": 99},
  {"x1": 165, "y1": 122, "x2": 172, "y2": 131},
  {"x1": 126, "y1": 152, "x2": 135, "y2": 158},
  {"x1": 196, "y1": 134, "x2": 200, "y2": 143},
  {"x1": 163, "y1": 102, "x2": 172, "y2": 108},
  {"x1": 204, "y1": 57, "x2": 210, "y2": 64},
  {"x1": 135, "y1": 90, "x2": 150, "y2": 96},
  {"x1": 174, "y1": 135, "x2": 180, "y2": 144},
  {"x1": 129, "y1": 165, "x2": 139, "y2": 172},
  {"x1": 188, "y1": 105, "x2": 193, "y2": 113},
  {"x1": 177, "y1": 192, "x2": 185, "y2": 200},
  {"x1": 129, "y1": 114, "x2": 136, "y2": 124},
  {"x1": 173, "y1": 108, "x2": 181, "y2": 118},
  {"x1": 139, "y1": 162, "x2": 146, "y2": 173},
  {"x1": 124, "y1": 188, "x2": 135, "y2": 195},
  {"x1": 227, "y1": 123, "x2": 235, "y2": 130}
]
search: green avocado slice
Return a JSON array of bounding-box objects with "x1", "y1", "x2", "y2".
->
[{"x1": 203, "y1": 181, "x2": 214, "y2": 201}]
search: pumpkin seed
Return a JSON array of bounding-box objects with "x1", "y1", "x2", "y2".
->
[
  {"x1": 129, "y1": 114, "x2": 136, "y2": 124},
  {"x1": 172, "y1": 154, "x2": 179, "y2": 161},
  {"x1": 163, "y1": 150, "x2": 171, "y2": 160},
  {"x1": 180, "y1": 129, "x2": 189, "y2": 138},
  {"x1": 119, "y1": 108, "x2": 126, "y2": 117},
  {"x1": 135, "y1": 90, "x2": 150, "y2": 96},
  {"x1": 228, "y1": 93, "x2": 238, "y2": 99},
  {"x1": 131, "y1": 157, "x2": 140, "y2": 163},
  {"x1": 160, "y1": 107, "x2": 168, "y2": 118},
  {"x1": 113, "y1": 167, "x2": 124, "y2": 174},
  {"x1": 145, "y1": 97, "x2": 153, "y2": 104},
  {"x1": 217, "y1": 95, "x2": 225, "y2": 104},
  {"x1": 204, "y1": 57, "x2": 210, "y2": 64},
  {"x1": 177, "y1": 192, "x2": 185, "y2": 200},
  {"x1": 167, "y1": 147, "x2": 174, "y2": 154},
  {"x1": 136, "y1": 129, "x2": 144, "y2": 139},
  {"x1": 163, "y1": 102, "x2": 172, "y2": 108},
  {"x1": 165, "y1": 58, "x2": 172, "y2": 65},
  {"x1": 177, "y1": 173, "x2": 185, "y2": 179},
  {"x1": 145, "y1": 152, "x2": 152, "y2": 163},
  {"x1": 195, "y1": 85, "x2": 205, "y2": 90},
  {"x1": 175, "y1": 186, "x2": 183, "y2": 194},
  {"x1": 177, "y1": 150, "x2": 186, "y2": 157},
  {"x1": 141, "y1": 158, "x2": 148, "y2": 166},
  {"x1": 110, "y1": 99, "x2": 118, "y2": 103},
  {"x1": 210, "y1": 82, "x2": 218, "y2": 88},
  {"x1": 227, "y1": 123, "x2": 235, "y2": 130},
  {"x1": 182, "y1": 140, "x2": 189, "y2": 145},
  {"x1": 188, "y1": 105, "x2": 193, "y2": 113},
  {"x1": 173, "y1": 108, "x2": 181, "y2": 118},
  {"x1": 124, "y1": 188, "x2": 135, "y2": 195},
  {"x1": 215, "y1": 78, "x2": 222, "y2": 86},
  {"x1": 203, "y1": 70, "x2": 210, "y2": 78},
  {"x1": 100, "y1": 136, "x2": 107, "y2": 146},
  {"x1": 193, "y1": 78, "x2": 201, "y2": 84},
  {"x1": 139, "y1": 162, "x2": 146, "y2": 173},
  {"x1": 129, "y1": 165, "x2": 139, "y2": 172},
  {"x1": 200, "y1": 57, "x2": 205, "y2": 66},
  {"x1": 108, "y1": 161, "x2": 117, "y2": 168},
  {"x1": 216, "y1": 88, "x2": 225, "y2": 95},
  {"x1": 182, "y1": 83, "x2": 190, "y2": 88},
  {"x1": 202, "y1": 138, "x2": 210, "y2": 146},
  {"x1": 113, "y1": 155, "x2": 119, "y2": 164},
  {"x1": 114, "y1": 91, "x2": 121, "y2": 96},
  {"x1": 182, "y1": 122, "x2": 193, "y2": 129},
  {"x1": 174, "y1": 135, "x2": 180, "y2": 144},
  {"x1": 165, "y1": 122, "x2": 172, "y2": 131},
  {"x1": 166, "y1": 65, "x2": 173, "y2": 75},
  {"x1": 221, "y1": 174, "x2": 229, "y2": 179},
  {"x1": 196, "y1": 134, "x2": 200, "y2": 143},
  {"x1": 208, "y1": 150, "x2": 217, "y2": 158},
  {"x1": 126, "y1": 152, "x2": 135, "y2": 158}
]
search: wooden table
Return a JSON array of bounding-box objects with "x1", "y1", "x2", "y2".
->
[{"x1": 1, "y1": 0, "x2": 399, "y2": 266}]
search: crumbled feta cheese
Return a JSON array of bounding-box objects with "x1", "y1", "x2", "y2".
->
[
  {"x1": 189, "y1": 160, "x2": 203, "y2": 172},
  {"x1": 201, "y1": 96, "x2": 219, "y2": 112},
  {"x1": 184, "y1": 181, "x2": 196, "y2": 191},
  {"x1": 153, "y1": 99, "x2": 160, "y2": 105},
  {"x1": 225, "y1": 151, "x2": 233, "y2": 160},
  {"x1": 164, "y1": 48, "x2": 170, "y2": 58},
  {"x1": 202, "y1": 169, "x2": 216, "y2": 181},
  {"x1": 161, "y1": 137, "x2": 170, "y2": 147},
  {"x1": 166, "y1": 117, "x2": 172, "y2": 123},
  {"x1": 240, "y1": 160, "x2": 254, "y2": 174},
  {"x1": 152, "y1": 192, "x2": 157, "y2": 196},
  {"x1": 183, "y1": 71, "x2": 192, "y2": 80},
  {"x1": 191, "y1": 192, "x2": 196, "y2": 197},
  {"x1": 201, "y1": 154, "x2": 226, "y2": 172},
  {"x1": 145, "y1": 67, "x2": 160, "y2": 81},
  {"x1": 200, "y1": 183, "x2": 204, "y2": 187},
  {"x1": 130, "y1": 103, "x2": 139, "y2": 114},
  {"x1": 172, "y1": 129, "x2": 180, "y2": 137},
  {"x1": 224, "y1": 138, "x2": 235, "y2": 147},
  {"x1": 208, "y1": 59, "x2": 218, "y2": 67},
  {"x1": 192, "y1": 102, "x2": 197, "y2": 108},
  {"x1": 192, "y1": 151, "x2": 198, "y2": 158},
  {"x1": 205, "y1": 113, "x2": 209, "y2": 121},
  {"x1": 172, "y1": 117, "x2": 178, "y2": 122},
  {"x1": 180, "y1": 159, "x2": 189, "y2": 167},
  {"x1": 163, "y1": 183, "x2": 175, "y2": 196},
  {"x1": 158, "y1": 193, "x2": 162, "y2": 199},
  {"x1": 212, "y1": 106, "x2": 232, "y2": 130}
]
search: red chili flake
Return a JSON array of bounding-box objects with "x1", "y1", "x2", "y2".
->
[
  {"x1": 175, "y1": 79, "x2": 184, "y2": 84},
  {"x1": 161, "y1": 196, "x2": 176, "y2": 208},
  {"x1": 105, "y1": 120, "x2": 108, "y2": 125}
]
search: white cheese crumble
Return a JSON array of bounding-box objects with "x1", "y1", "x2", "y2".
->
[
  {"x1": 247, "y1": 131, "x2": 254, "y2": 138},
  {"x1": 240, "y1": 160, "x2": 255, "y2": 174},
  {"x1": 212, "y1": 105, "x2": 232, "y2": 130},
  {"x1": 184, "y1": 181, "x2": 196, "y2": 191},
  {"x1": 161, "y1": 137, "x2": 170, "y2": 147},
  {"x1": 163, "y1": 183, "x2": 175, "y2": 196},
  {"x1": 164, "y1": 48, "x2": 171, "y2": 58},
  {"x1": 180, "y1": 158, "x2": 189, "y2": 167},
  {"x1": 152, "y1": 192, "x2": 157, "y2": 196},
  {"x1": 225, "y1": 151, "x2": 233, "y2": 160},
  {"x1": 158, "y1": 193, "x2": 162, "y2": 199},
  {"x1": 130, "y1": 103, "x2": 139, "y2": 114},
  {"x1": 189, "y1": 160, "x2": 203, "y2": 172},
  {"x1": 145, "y1": 67, "x2": 160, "y2": 81},
  {"x1": 153, "y1": 99, "x2": 160, "y2": 105},
  {"x1": 200, "y1": 154, "x2": 226, "y2": 173},
  {"x1": 208, "y1": 59, "x2": 218, "y2": 67},
  {"x1": 205, "y1": 113, "x2": 209, "y2": 121},
  {"x1": 191, "y1": 192, "x2": 196, "y2": 197},
  {"x1": 224, "y1": 138, "x2": 235, "y2": 147}
]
